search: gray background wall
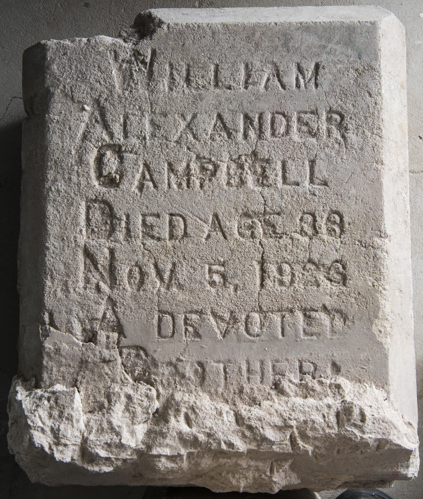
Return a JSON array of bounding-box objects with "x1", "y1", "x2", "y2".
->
[{"x1": 1, "y1": 1, "x2": 422, "y2": 498}]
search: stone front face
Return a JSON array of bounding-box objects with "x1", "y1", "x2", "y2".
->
[{"x1": 8, "y1": 7, "x2": 419, "y2": 491}]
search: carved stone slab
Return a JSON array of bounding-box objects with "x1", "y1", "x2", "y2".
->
[{"x1": 8, "y1": 6, "x2": 419, "y2": 491}]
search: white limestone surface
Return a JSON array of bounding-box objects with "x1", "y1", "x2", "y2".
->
[{"x1": 8, "y1": 6, "x2": 419, "y2": 492}]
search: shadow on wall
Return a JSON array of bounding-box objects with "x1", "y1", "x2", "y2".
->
[
  {"x1": 0, "y1": 120, "x2": 21, "y2": 457},
  {"x1": 0, "y1": 119, "x2": 23, "y2": 498}
]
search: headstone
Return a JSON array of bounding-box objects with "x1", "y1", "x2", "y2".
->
[{"x1": 8, "y1": 6, "x2": 419, "y2": 492}]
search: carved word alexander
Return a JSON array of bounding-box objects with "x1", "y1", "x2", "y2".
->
[{"x1": 115, "y1": 109, "x2": 346, "y2": 143}]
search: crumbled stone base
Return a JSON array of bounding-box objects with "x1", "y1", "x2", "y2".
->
[{"x1": 8, "y1": 327, "x2": 419, "y2": 492}]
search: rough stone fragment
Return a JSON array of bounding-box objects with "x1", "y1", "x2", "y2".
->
[{"x1": 8, "y1": 6, "x2": 419, "y2": 492}]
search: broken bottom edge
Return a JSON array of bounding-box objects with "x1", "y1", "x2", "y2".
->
[{"x1": 7, "y1": 374, "x2": 419, "y2": 492}]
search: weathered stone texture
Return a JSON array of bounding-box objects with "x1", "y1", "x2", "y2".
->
[{"x1": 8, "y1": 6, "x2": 419, "y2": 491}]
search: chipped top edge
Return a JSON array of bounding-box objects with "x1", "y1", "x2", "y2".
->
[
  {"x1": 145, "y1": 6, "x2": 394, "y2": 24},
  {"x1": 23, "y1": 6, "x2": 399, "y2": 50}
]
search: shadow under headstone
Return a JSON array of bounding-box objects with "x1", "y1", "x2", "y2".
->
[{"x1": 143, "y1": 487, "x2": 320, "y2": 499}]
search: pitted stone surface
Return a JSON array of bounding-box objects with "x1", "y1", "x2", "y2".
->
[{"x1": 8, "y1": 6, "x2": 419, "y2": 491}]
